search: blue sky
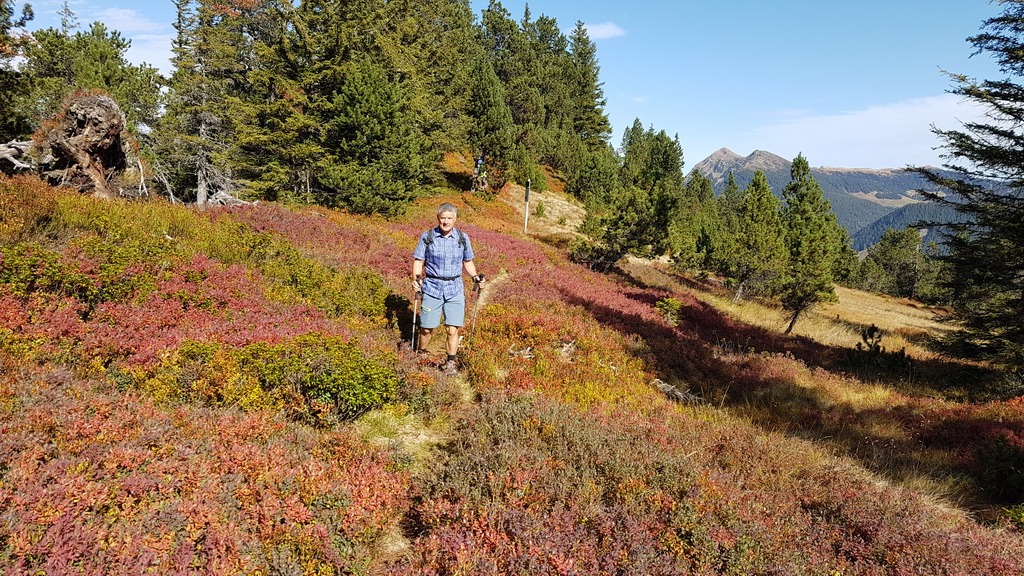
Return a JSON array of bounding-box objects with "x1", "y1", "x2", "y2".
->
[{"x1": 22, "y1": 0, "x2": 1005, "y2": 169}]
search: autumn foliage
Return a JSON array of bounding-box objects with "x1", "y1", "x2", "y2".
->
[{"x1": 2, "y1": 177, "x2": 1024, "y2": 574}]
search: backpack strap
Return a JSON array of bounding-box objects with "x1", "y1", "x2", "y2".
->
[{"x1": 422, "y1": 228, "x2": 466, "y2": 250}]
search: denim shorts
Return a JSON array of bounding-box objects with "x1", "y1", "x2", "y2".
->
[{"x1": 418, "y1": 292, "x2": 466, "y2": 328}]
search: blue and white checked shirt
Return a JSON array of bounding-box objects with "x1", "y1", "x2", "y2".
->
[{"x1": 413, "y1": 227, "x2": 474, "y2": 299}]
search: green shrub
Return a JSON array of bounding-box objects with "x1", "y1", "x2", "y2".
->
[
  {"x1": 655, "y1": 297, "x2": 683, "y2": 325},
  {"x1": 0, "y1": 243, "x2": 74, "y2": 297},
  {"x1": 143, "y1": 335, "x2": 399, "y2": 426},
  {"x1": 1005, "y1": 503, "x2": 1024, "y2": 530},
  {"x1": 241, "y1": 334, "x2": 398, "y2": 424},
  {"x1": 241, "y1": 231, "x2": 388, "y2": 320}
]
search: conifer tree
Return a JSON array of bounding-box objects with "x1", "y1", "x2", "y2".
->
[
  {"x1": 779, "y1": 154, "x2": 844, "y2": 334},
  {"x1": 1, "y1": 0, "x2": 32, "y2": 141},
  {"x1": 568, "y1": 21, "x2": 611, "y2": 151},
  {"x1": 910, "y1": 0, "x2": 1024, "y2": 369},
  {"x1": 155, "y1": 0, "x2": 243, "y2": 203},
  {"x1": 467, "y1": 56, "x2": 515, "y2": 185},
  {"x1": 860, "y1": 227, "x2": 925, "y2": 298},
  {"x1": 669, "y1": 171, "x2": 718, "y2": 270},
  {"x1": 621, "y1": 119, "x2": 685, "y2": 247},
  {"x1": 315, "y1": 61, "x2": 426, "y2": 216},
  {"x1": 619, "y1": 118, "x2": 684, "y2": 193},
  {"x1": 20, "y1": 22, "x2": 162, "y2": 133},
  {"x1": 711, "y1": 172, "x2": 743, "y2": 276},
  {"x1": 731, "y1": 170, "x2": 786, "y2": 302},
  {"x1": 567, "y1": 141, "x2": 619, "y2": 208},
  {"x1": 0, "y1": 0, "x2": 31, "y2": 55},
  {"x1": 379, "y1": 0, "x2": 479, "y2": 152}
]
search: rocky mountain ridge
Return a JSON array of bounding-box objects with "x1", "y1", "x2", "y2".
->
[{"x1": 690, "y1": 147, "x2": 948, "y2": 241}]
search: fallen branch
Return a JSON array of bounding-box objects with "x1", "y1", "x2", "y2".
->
[{"x1": 0, "y1": 140, "x2": 32, "y2": 170}]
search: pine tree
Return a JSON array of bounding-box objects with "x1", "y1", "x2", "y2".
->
[
  {"x1": 731, "y1": 170, "x2": 787, "y2": 302},
  {"x1": 669, "y1": 171, "x2": 717, "y2": 270},
  {"x1": 619, "y1": 118, "x2": 684, "y2": 193},
  {"x1": 0, "y1": 0, "x2": 32, "y2": 141},
  {"x1": 154, "y1": 0, "x2": 244, "y2": 203},
  {"x1": 779, "y1": 154, "x2": 844, "y2": 334},
  {"x1": 711, "y1": 172, "x2": 743, "y2": 276},
  {"x1": 0, "y1": 0, "x2": 31, "y2": 54},
  {"x1": 377, "y1": 0, "x2": 479, "y2": 152},
  {"x1": 315, "y1": 61, "x2": 426, "y2": 216},
  {"x1": 20, "y1": 22, "x2": 162, "y2": 133},
  {"x1": 862, "y1": 227, "x2": 925, "y2": 298},
  {"x1": 467, "y1": 56, "x2": 515, "y2": 185},
  {"x1": 567, "y1": 141, "x2": 619, "y2": 208},
  {"x1": 567, "y1": 21, "x2": 611, "y2": 151},
  {"x1": 909, "y1": 1, "x2": 1024, "y2": 369}
]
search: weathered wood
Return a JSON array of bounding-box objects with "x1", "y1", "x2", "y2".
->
[
  {"x1": 4, "y1": 92, "x2": 137, "y2": 199},
  {"x1": 42, "y1": 94, "x2": 127, "y2": 198},
  {"x1": 0, "y1": 140, "x2": 32, "y2": 170}
]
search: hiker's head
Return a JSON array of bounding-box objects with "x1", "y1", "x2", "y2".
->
[{"x1": 436, "y1": 203, "x2": 458, "y2": 233}]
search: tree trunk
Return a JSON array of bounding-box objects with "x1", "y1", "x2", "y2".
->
[
  {"x1": 29, "y1": 91, "x2": 135, "y2": 198},
  {"x1": 196, "y1": 121, "x2": 209, "y2": 205},
  {"x1": 51, "y1": 136, "x2": 112, "y2": 199},
  {"x1": 732, "y1": 280, "x2": 746, "y2": 303},
  {"x1": 785, "y1": 307, "x2": 803, "y2": 335}
]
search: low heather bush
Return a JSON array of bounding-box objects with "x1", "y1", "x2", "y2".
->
[
  {"x1": 0, "y1": 175, "x2": 58, "y2": 242},
  {"x1": 142, "y1": 334, "x2": 399, "y2": 426},
  {"x1": 0, "y1": 369, "x2": 410, "y2": 574},
  {"x1": 975, "y1": 431, "x2": 1024, "y2": 504}
]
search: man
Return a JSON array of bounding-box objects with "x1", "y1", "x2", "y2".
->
[{"x1": 412, "y1": 202, "x2": 483, "y2": 374}]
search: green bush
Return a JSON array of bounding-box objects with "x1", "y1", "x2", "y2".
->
[
  {"x1": 1005, "y1": 503, "x2": 1024, "y2": 530},
  {"x1": 0, "y1": 243, "x2": 74, "y2": 297},
  {"x1": 241, "y1": 231, "x2": 388, "y2": 320},
  {"x1": 241, "y1": 335, "x2": 398, "y2": 424},
  {"x1": 655, "y1": 297, "x2": 683, "y2": 326},
  {"x1": 144, "y1": 335, "x2": 399, "y2": 426},
  {"x1": 0, "y1": 175, "x2": 58, "y2": 242}
]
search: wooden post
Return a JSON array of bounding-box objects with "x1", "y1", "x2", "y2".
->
[{"x1": 523, "y1": 178, "x2": 531, "y2": 233}]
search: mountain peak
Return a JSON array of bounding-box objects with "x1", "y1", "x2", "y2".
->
[
  {"x1": 709, "y1": 147, "x2": 742, "y2": 161},
  {"x1": 744, "y1": 150, "x2": 791, "y2": 172},
  {"x1": 691, "y1": 148, "x2": 745, "y2": 181}
]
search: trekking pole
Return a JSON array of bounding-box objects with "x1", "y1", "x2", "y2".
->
[
  {"x1": 467, "y1": 274, "x2": 485, "y2": 350},
  {"x1": 411, "y1": 275, "x2": 422, "y2": 351}
]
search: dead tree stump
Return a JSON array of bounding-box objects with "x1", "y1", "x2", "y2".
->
[
  {"x1": 2, "y1": 90, "x2": 140, "y2": 199},
  {"x1": 40, "y1": 93, "x2": 130, "y2": 198}
]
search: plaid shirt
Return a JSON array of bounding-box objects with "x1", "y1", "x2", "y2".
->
[{"x1": 413, "y1": 227, "x2": 474, "y2": 299}]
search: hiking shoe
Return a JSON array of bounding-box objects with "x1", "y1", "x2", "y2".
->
[{"x1": 440, "y1": 359, "x2": 458, "y2": 375}]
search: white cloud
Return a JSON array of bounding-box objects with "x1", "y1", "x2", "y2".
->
[
  {"x1": 584, "y1": 22, "x2": 627, "y2": 40},
  {"x1": 735, "y1": 94, "x2": 988, "y2": 168},
  {"x1": 92, "y1": 8, "x2": 166, "y2": 35},
  {"x1": 125, "y1": 33, "x2": 174, "y2": 73},
  {"x1": 69, "y1": 8, "x2": 174, "y2": 74}
]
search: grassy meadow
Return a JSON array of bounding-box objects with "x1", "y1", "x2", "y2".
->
[{"x1": 2, "y1": 172, "x2": 1024, "y2": 574}]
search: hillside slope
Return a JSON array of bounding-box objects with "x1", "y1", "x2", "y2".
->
[
  {"x1": 2, "y1": 175, "x2": 1023, "y2": 574},
  {"x1": 691, "y1": 148, "x2": 943, "y2": 236}
]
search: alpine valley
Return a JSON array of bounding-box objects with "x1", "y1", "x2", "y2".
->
[{"x1": 690, "y1": 148, "x2": 962, "y2": 250}]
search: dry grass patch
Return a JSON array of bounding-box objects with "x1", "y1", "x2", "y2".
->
[
  {"x1": 498, "y1": 175, "x2": 585, "y2": 240},
  {"x1": 672, "y1": 278, "x2": 952, "y2": 363}
]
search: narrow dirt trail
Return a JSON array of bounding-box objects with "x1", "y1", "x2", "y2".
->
[{"x1": 369, "y1": 270, "x2": 512, "y2": 565}]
